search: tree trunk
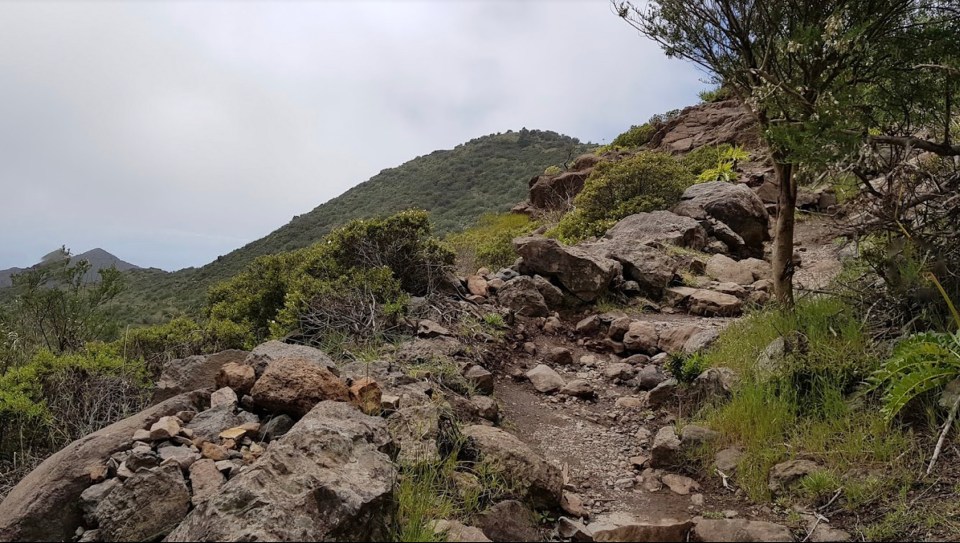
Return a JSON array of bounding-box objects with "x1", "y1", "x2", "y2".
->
[{"x1": 772, "y1": 161, "x2": 796, "y2": 307}]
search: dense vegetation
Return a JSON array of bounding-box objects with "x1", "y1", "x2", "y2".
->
[
  {"x1": 84, "y1": 130, "x2": 593, "y2": 326},
  {"x1": 551, "y1": 151, "x2": 695, "y2": 242}
]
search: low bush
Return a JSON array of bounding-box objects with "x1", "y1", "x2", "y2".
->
[
  {"x1": 698, "y1": 85, "x2": 734, "y2": 103},
  {"x1": 610, "y1": 123, "x2": 656, "y2": 149},
  {"x1": 208, "y1": 210, "x2": 454, "y2": 347},
  {"x1": 116, "y1": 317, "x2": 251, "y2": 377},
  {"x1": 445, "y1": 213, "x2": 538, "y2": 273},
  {"x1": 551, "y1": 152, "x2": 694, "y2": 243},
  {"x1": 0, "y1": 344, "x2": 149, "y2": 463}
]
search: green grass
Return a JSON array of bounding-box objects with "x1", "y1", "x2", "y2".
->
[{"x1": 691, "y1": 295, "x2": 919, "y2": 504}]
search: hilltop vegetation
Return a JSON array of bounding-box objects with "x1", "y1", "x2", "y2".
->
[{"x1": 95, "y1": 129, "x2": 592, "y2": 325}]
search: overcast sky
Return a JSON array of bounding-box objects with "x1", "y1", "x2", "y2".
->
[{"x1": 0, "y1": 0, "x2": 705, "y2": 272}]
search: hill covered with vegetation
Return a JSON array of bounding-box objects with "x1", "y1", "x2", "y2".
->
[{"x1": 98, "y1": 129, "x2": 593, "y2": 324}]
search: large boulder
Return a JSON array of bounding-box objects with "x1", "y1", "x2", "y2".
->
[
  {"x1": 529, "y1": 170, "x2": 591, "y2": 210},
  {"x1": 245, "y1": 340, "x2": 339, "y2": 378},
  {"x1": 673, "y1": 182, "x2": 770, "y2": 258},
  {"x1": 93, "y1": 463, "x2": 191, "y2": 542},
  {"x1": 0, "y1": 393, "x2": 203, "y2": 542},
  {"x1": 590, "y1": 513, "x2": 693, "y2": 542},
  {"x1": 514, "y1": 237, "x2": 619, "y2": 302},
  {"x1": 584, "y1": 241, "x2": 677, "y2": 299},
  {"x1": 250, "y1": 357, "x2": 349, "y2": 417},
  {"x1": 166, "y1": 401, "x2": 396, "y2": 542},
  {"x1": 691, "y1": 518, "x2": 794, "y2": 542},
  {"x1": 603, "y1": 210, "x2": 707, "y2": 250},
  {"x1": 651, "y1": 99, "x2": 760, "y2": 153},
  {"x1": 461, "y1": 425, "x2": 562, "y2": 509},
  {"x1": 153, "y1": 350, "x2": 249, "y2": 403}
]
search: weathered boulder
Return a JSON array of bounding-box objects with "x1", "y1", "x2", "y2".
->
[
  {"x1": 647, "y1": 379, "x2": 679, "y2": 409},
  {"x1": 153, "y1": 350, "x2": 249, "y2": 403},
  {"x1": 652, "y1": 100, "x2": 759, "y2": 154},
  {"x1": 166, "y1": 401, "x2": 396, "y2": 542},
  {"x1": 531, "y1": 275, "x2": 565, "y2": 309},
  {"x1": 388, "y1": 404, "x2": 441, "y2": 463},
  {"x1": 514, "y1": 237, "x2": 619, "y2": 302},
  {"x1": 467, "y1": 275, "x2": 490, "y2": 297},
  {"x1": 245, "y1": 340, "x2": 339, "y2": 378},
  {"x1": 417, "y1": 319, "x2": 453, "y2": 339},
  {"x1": 214, "y1": 362, "x2": 256, "y2": 396},
  {"x1": 529, "y1": 170, "x2": 591, "y2": 210},
  {"x1": 479, "y1": 500, "x2": 540, "y2": 542},
  {"x1": 691, "y1": 518, "x2": 794, "y2": 542},
  {"x1": 93, "y1": 463, "x2": 190, "y2": 542},
  {"x1": 461, "y1": 425, "x2": 562, "y2": 509},
  {"x1": 185, "y1": 405, "x2": 258, "y2": 443},
  {"x1": 497, "y1": 276, "x2": 550, "y2": 317},
  {"x1": 464, "y1": 364, "x2": 495, "y2": 395},
  {"x1": 650, "y1": 426, "x2": 682, "y2": 468},
  {"x1": 603, "y1": 210, "x2": 707, "y2": 250},
  {"x1": 590, "y1": 512, "x2": 693, "y2": 542},
  {"x1": 692, "y1": 367, "x2": 739, "y2": 403},
  {"x1": 673, "y1": 182, "x2": 770, "y2": 258},
  {"x1": 585, "y1": 241, "x2": 677, "y2": 298},
  {"x1": 769, "y1": 459, "x2": 821, "y2": 492},
  {"x1": 188, "y1": 459, "x2": 225, "y2": 506},
  {"x1": 0, "y1": 393, "x2": 202, "y2": 542},
  {"x1": 560, "y1": 379, "x2": 596, "y2": 399},
  {"x1": 250, "y1": 357, "x2": 349, "y2": 417},
  {"x1": 432, "y1": 519, "x2": 493, "y2": 542}
]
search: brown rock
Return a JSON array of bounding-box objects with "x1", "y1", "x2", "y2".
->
[
  {"x1": 209, "y1": 386, "x2": 238, "y2": 410},
  {"x1": 201, "y1": 442, "x2": 230, "y2": 462},
  {"x1": 514, "y1": 237, "x2": 619, "y2": 302},
  {"x1": 769, "y1": 459, "x2": 820, "y2": 492},
  {"x1": 690, "y1": 518, "x2": 793, "y2": 542},
  {"x1": 188, "y1": 459, "x2": 225, "y2": 506},
  {"x1": 349, "y1": 377, "x2": 383, "y2": 415},
  {"x1": 525, "y1": 364, "x2": 565, "y2": 394},
  {"x1": 467, "y1": 275, "x2": 490, "y2": 297},
  {"x1": 152, "y1": 350, "x2": 249, "y2": 403},
  {"x1": 251, "y1": 357, "x2": 349, "y2": 417},
  {"x1": 623, "y1": 321, "x2": 659, "y2": 354},
  {"x1": 479, "y1": 500, "x2": 539, "y2": 542},
  {"x1": 688, "y1": 289, "x2": 742, "y2": 317},
  {"x1": 215, "y1": 362, "x2": 256, "y2": 396},
  {"x1": 149, "y1": 416, "x2": 181, "y2": 441}
]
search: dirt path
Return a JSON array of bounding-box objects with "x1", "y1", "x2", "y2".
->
[{"x1": 492, "y1": 217, "x2": 846, "y2": 530}]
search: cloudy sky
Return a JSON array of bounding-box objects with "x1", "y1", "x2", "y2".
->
[{"x1": 0, "y1": 0, "x2": 705, "y2": 272}]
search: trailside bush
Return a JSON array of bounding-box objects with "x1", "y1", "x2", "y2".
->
[
  {"x1": 446, "y1": 213, "x2": 538, "y2": 273},
  {"x1": 117, "y1": 317, "x2": 252, "y2": 377},
  {"x1": 551, "y1": 152, "x2": 695, "y2": 243},
  {"x1": 0, "y1": 344, "x2": 149, "y2": 461},
  {"x1": 610, "y1": 123, "x2": 656, "y2": 148},
  {"x1": 207, "y1": 210, "x2": 454, "y2": 346},
  {"x1": 681, "y1": 143, "x2": 737, "y2": 177}
]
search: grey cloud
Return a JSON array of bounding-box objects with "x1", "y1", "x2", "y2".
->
[{"x1": 0, "y1": 0, "x2": 704, "y2": 271}]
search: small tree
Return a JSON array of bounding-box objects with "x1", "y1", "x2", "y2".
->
[
  {"x1": 615, "y1": 0, "x2": 954, "y2": 306},
  {"x1": 8, "y1": 249, "x2": 125, "y2": 355}
]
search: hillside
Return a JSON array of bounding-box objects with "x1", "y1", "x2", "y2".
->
[{"x1": 106, "y1": 129, "x2": 594, "y2": 324}]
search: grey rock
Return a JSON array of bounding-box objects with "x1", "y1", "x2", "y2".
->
[
  {"x1": 94, "y1": 463, "x2": 191, "y2": 542},
  {"x1": 673, "y1": 181, "x2": 770, "y2": 258},
  {"x1": 526, "y1": 364, "x2": 565, "y2": 394},
  {"x1": 245, "y1": 340, "x2": 339, "y2": 379},
  {"x1": 497, "y1": 276, "x2": 550, "y2": 317},
  {"x1": 462, "y1": 425, "x2": 562, "y2": 509},
  {"x1": 690, "y1": 518, "x2": 793, "y2": 542},
  {"x1": 258, "y1": 414, "x2": 295, "y2": 442},
  {"x1": 514, "y1": 237, "x2": 620, "y2": 302},
  {"x1": 479, "y1": 500, "x2": 539, "y2": 542},
  {"x1": 166, "y1": 401, "x2": 396, "y2": 542},
  {"x1": 603, "y1": 210, "x2": 708, "y2": 250},
  {"x1": 650, "y1": 426, "x2": 682, "y2": 469},
  {"x1": 153, "y1": 350, "x2": 249, "y2": 403}
]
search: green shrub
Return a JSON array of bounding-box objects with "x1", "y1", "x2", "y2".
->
[
  {"x1": 551, "y1": 152, "x2": 695, "y2": 242},
  {"x1": 543, "y1": 165, "x2": 562, "y2": 176},
  {"x1": 680, "y1": 143, "x2": 747, "y2": 179},
  {"x1": 667, "y1": 352, "x2": 708, "y2": 383},
  {"x1": 117, "y1": 317, "x2": 251, "y2": 377},
  {"x1": 0, "y1": 345, "x2": 149, "y2": 461},
  {"x1": 208, "y1": 210, "x2": 453, "y2": 346},
  {"x1": 698, "y1": 86, "x2": 734, "y2": 103},
  {"x1": 446, "y1": 213, "x2": 537, "y2": 273},
  {"x1": 610, "y1": 123, "x2": 656, "y2": 149}
]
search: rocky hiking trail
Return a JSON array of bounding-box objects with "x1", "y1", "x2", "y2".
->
[{"x1": 486, "y1": 217, "x2": 848, "y2": 542}]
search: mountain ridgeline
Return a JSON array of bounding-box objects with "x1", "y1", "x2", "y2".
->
[{"x1": 108, "y1": 129, "x2": 594, "y2": 324}]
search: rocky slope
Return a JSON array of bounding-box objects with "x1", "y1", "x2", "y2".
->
[{"x1": 0, "y1": 100, "x2": 855, "y2": 542}]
